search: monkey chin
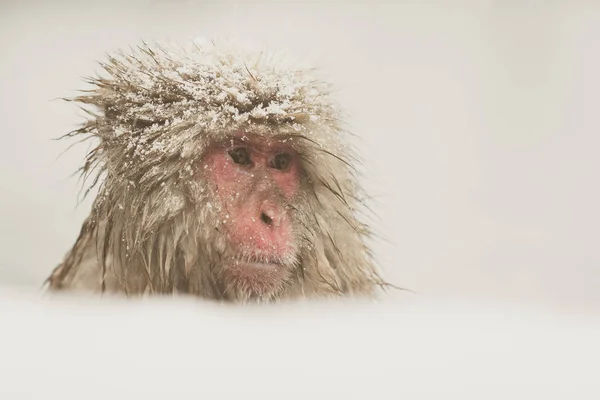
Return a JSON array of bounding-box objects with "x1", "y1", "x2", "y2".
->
[{"x1": 222, "y1": 259, "x2": 293, "y2": 300}]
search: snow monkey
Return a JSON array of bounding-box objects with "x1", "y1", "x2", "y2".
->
[{"x1": 46, "y1": 39, "x2": 388, "y2": 302}]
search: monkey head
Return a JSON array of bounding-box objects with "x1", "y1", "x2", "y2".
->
[{"x1": 47, "y1": 39, "x2": 388, "y2": 302}]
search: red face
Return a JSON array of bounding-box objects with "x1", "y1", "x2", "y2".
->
[{"x1": 202, "y1": 134, "x2": 301, "y2": 296}]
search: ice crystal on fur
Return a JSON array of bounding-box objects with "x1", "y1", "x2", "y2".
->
[{"x1": 47, "y1": 38, "x2": 387, "y2": 302}]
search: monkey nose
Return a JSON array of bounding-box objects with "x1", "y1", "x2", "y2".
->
[
  {"x1": 259, "y1": 202, "x2": 282, "y2": 228},
  {"x1": 260, "y1": 212, "x2": 274, "y2": 225}
]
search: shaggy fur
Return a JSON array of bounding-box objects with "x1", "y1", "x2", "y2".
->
[{"x1": 46, "y1": 39, "x2": 387, "y2": 302}]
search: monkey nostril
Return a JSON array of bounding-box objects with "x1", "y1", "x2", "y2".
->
[{"x1": 260, "y1": 212, "x2": 273, "y2": 225}]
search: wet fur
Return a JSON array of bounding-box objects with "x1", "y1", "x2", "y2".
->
[{"x1": 46, "y1": 39, "x2": 388, "y2": 302}]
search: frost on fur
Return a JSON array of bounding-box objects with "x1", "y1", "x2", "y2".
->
[{"x1": 47, "y1": 39, "x2": 388, "y2": 302}]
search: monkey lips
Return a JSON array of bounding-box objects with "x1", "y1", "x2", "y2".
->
[{"x1": 223, "y1": 256, "x2": 294, "y2": 297}]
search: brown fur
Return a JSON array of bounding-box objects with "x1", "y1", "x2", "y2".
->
[{"x1": 46, "y1": 39, "x2": 387, "y2": 302}]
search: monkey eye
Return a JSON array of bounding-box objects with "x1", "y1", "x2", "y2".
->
[
  {"x1": 269, "y1": 153, "x2": 292, "y2": 171},
  {"x1": 228, "y1": 147, "x2": 252, "y2": 166}
]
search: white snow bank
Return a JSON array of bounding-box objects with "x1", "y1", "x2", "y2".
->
[{"x1": 0, "y1": 288, "x2": 598, "y2": 399}]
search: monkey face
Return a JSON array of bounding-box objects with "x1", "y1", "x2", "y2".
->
[{"x1": 201, "y1": 133, "x2": 302, "y2": 297}]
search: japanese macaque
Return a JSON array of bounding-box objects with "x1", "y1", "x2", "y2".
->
[{"x1": 46, "y1": 39, "x2": 388, "y2": 302}]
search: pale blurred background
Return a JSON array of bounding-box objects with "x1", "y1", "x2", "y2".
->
[{"x1": 1, "y1": 0, "x2": 599, "y2": 313}]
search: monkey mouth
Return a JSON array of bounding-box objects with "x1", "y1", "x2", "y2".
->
[
  {"x1": 227, "y1": 251, "x2": 293, "y2": 268},
  {"x1": 228, "y1": 256, "x2": 287, "y2": 272},
  {"x1": 235, "y1": 261, "x2": 282, "y2": 270},
  {"x1": 223, "y1": 255, "x2": 293, "y2": 296}
]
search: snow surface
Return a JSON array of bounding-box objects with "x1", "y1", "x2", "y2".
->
[{"x1": 1, "y1": 287, "x2": 599, "y2": 399}]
